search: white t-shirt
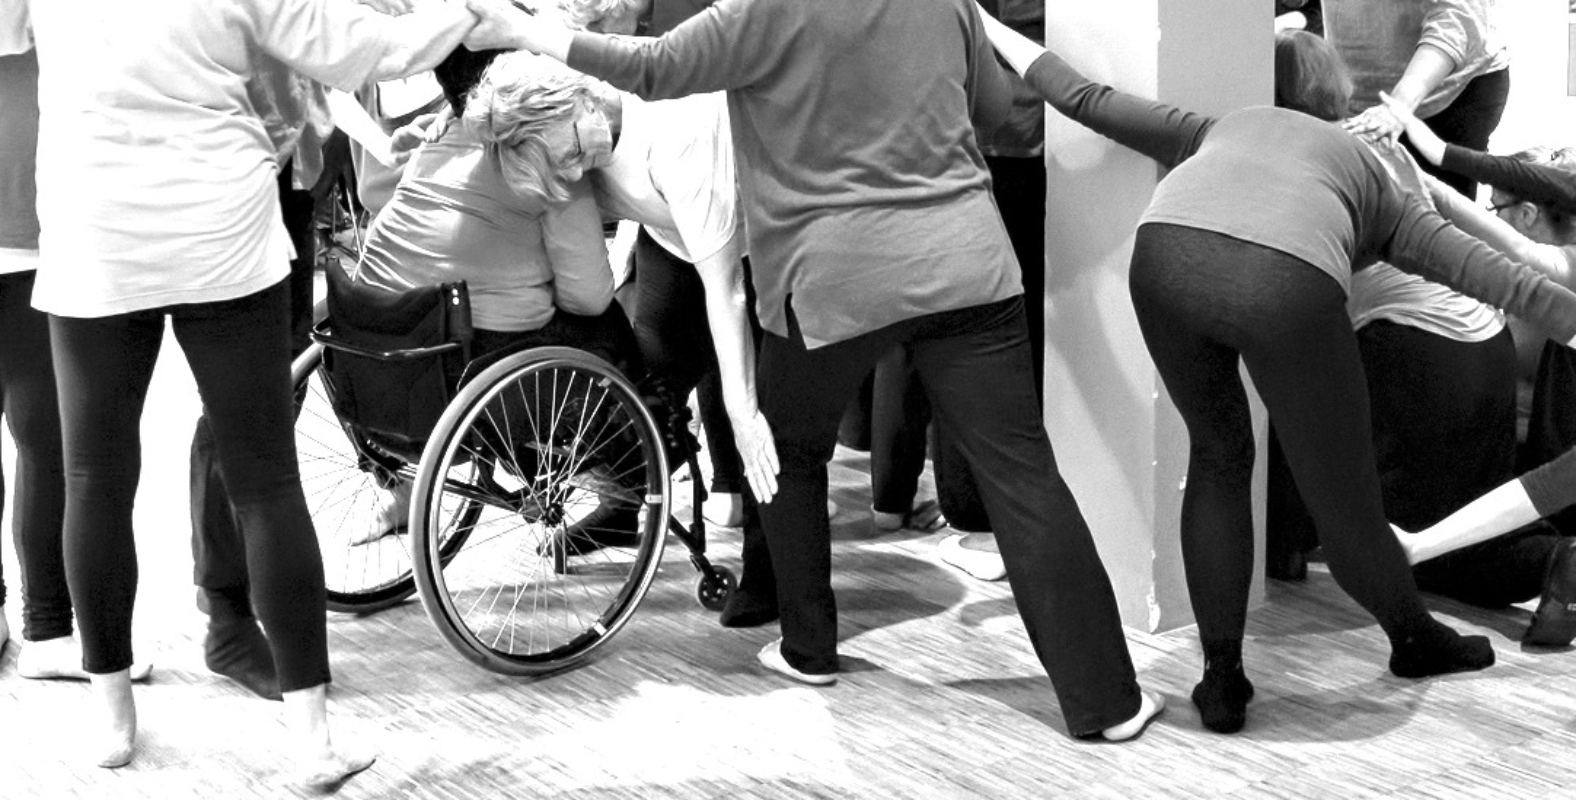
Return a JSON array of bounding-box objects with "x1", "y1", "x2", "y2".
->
[
  {"x1": 25, "y1": 0, "x2": 423, "y2": 317},
  {"x1": 590, "y1": 92, "x2": 741, "y2": 265}
]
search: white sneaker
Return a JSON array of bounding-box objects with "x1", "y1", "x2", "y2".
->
[
  {"x1": 937, "y1": 533, "x2": 1007, "y2": 581},
  {"x1": 348, "y1": 482, "x2": 412, "y2": 546},
  {"x1": 757, "y1": 638, "x2": 836, "y2": 686}
]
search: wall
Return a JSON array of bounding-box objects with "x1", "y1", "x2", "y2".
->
[{"x1": 1038, "y1": 0, "x2": 1270, "y2": 632}]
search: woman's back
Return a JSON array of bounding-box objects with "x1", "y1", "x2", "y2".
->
[{"x1": 357, "y1": 124, "x2": 609, "y2": 333}]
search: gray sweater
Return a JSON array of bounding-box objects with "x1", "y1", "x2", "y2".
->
[{"x1": 569, "y1": 0, "x2": 1020, "y2": 347}]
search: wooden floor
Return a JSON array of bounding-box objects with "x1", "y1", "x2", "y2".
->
[{"x1": 3, "y1": 332, "x2": 1575, "y2": 799}]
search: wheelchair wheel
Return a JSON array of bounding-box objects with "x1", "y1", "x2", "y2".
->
[
  {"x1": 410, "y1": 347, "x2": 670, "y2": 675},
  {"x1": 293, "y1": 344, "x2": 480, "y2": 613}
]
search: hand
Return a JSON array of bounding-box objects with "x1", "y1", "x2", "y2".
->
[
  {"x1": 464, "y1": 0, "x2": 573, "y2": 57},
  {"x1": 1378, "y1": 90, "x2": 1446, "y2": 166},
  {"x1": 387, "y1": 111, "x2": 440, "y2": 164},
  {"x1": 356, "y1": 0, "x2": 416, "y2": 14},
  {"x1": 463, "y1": 0, "x2": 532, "y2": 51},
  {"x1": 729, "y1": 408, "x2": 780, "y2": 504},
  {"x1": 1341, "y1": 103, "x2": 1403, "y2": 147}
]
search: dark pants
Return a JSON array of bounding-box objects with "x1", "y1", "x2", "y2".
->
[
  {"x1": 1267, "y1": 320, "x2": 1554, "y2": 606},
  {"x1": 471, "y1": 301, "x2": 643, "y2": 375},
  {"x1": 757, "y1": 295, "x2": 1139, "y2": 736},
  {"x1": 631, "y1": 227, "x2": 754, "y2": 493},
  {"x1": 52, "y1": 279, "x2": 331, "y2": 688},
  {"x1": 190, "y1": 166, "x2": 317, "y2": 618},
  {"x1": 1361, "y1": 321, "x2": 1552, "y2": 606},
  {"x1": 1407, "y1": 68, "x2": 1510, "y2": 200},
  {"x1": 0, "y1": 270, "x2": 71, "y2": 642},
  {"x1": 1130, "y1": 223, "x2": 1439, "y2": 646},
  {"x1": 864, "y1": 153, "x2": 1045, "y2": 531}
]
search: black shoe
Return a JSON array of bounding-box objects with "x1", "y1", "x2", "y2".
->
[
  {"x1": 1525, "y1": 538, "x2": 1576, "y2": 648},
  {"x1": 204, "y1": 618, "x2": 282, "y2": 701},
  {"x1": 1265, "y1": 546, "x2": 1308, "y2": 582},
  {"x1": 1191, "y1": 665, "x2": 1254, "y2": 734},
  {"x1": 1389, "y1": 623, "x2": 1494, "y2": 679}
]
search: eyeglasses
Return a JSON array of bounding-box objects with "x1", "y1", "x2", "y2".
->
[{"x1": 1486, "y1": 200, "x2": 1519, "y2": 214}]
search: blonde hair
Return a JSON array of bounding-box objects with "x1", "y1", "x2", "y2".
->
[
  {"x1": 556, "y1": 0, "x2": 648, "y2": 31},
  {"x1": 464, "y1": 53, "x2": 596, "y2": 204}
]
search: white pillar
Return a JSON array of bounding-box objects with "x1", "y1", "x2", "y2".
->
[{"x1": 1038, "y1": 0, "x2": 1271, "y2": 632}]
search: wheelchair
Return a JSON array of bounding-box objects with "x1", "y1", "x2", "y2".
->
[{"x1": 293, "y1": 257, "x2": 738, "y2": 675}]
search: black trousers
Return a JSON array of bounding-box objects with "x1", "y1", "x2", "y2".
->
[
  {"x1": 53, "y1": 280, "x2": 331, "y2": 688},
  {"x1": 757, "y1": 295, "x2": 1139, "y2": 736},
  {"x1": 631, "y1": 227, "x2": 756, "y2": 493},
  {"x1": 0, "y1": 269, "x2": 71, "y2": 642},
  {"x1": 864, "y1": 153, "x2": 1046, "y2": 531},
  {"x1": 1131, "y1": 223, "x2": 1441, "y2": 646},
  {"x1": 1407, "y1": 68, "x2": 1510, "y2": 200}
]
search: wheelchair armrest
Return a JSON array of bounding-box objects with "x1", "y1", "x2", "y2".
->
[{"x1": 311, "y1": 319, "x2": 467, "y2": 362}]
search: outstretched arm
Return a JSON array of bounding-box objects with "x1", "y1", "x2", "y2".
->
[
  {"x1": 1396, "y1": 477, "x2": 1539, "y2": 564},
  {"x1": 1383, "y1": 198, "x2": 1576, "y2": 348},
  {"x1": 1424, "y1": 174, "x2": 1576, "y2": 291},
  {"x1": 977, "y1": 7, "x2": 1213, "y2": 170},
  {"x1": 1398, "y1": 446, "x2": 1576, "y2": 564},
  {"x1": 690, "y1": 238, "x2": 779, "y2": 503}
]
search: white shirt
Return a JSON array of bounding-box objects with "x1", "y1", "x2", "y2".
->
[
  {"x1": 25, "y1": 0, "x2": 420, "y2": 317},
  {"x1": 590, "y1": 92, "x2": 741, "y2": 265}
]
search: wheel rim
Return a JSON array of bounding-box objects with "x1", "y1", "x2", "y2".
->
[{"x1": 413, "y1": 350, "x2": 669, "y2": 673}]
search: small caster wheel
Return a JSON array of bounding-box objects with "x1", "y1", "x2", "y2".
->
[{"x1": 696, "y1": 566, "x2": 737, "y2": 611}]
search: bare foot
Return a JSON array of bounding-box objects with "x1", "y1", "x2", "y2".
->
[
  {"x1": 294, "y1": 747, "x2": 377, "y2": 791},
  {"x1": 1101, "y1": 688, "x2": 1165, "y2": 742},
  {"x1": 284, "y1": 684, "x2": 378, "y2": 790},
  {"x1": 20, "y1": 635, "x2": 154, "y2": 682},
  {"x1": 88, "y1": 669, "x2": 137, "y2": 768}
]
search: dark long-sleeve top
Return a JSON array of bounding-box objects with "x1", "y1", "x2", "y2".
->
[
  {"x1": 1020, "y1": 50, "x2": 1576, "y2": 347},
  {"x1": 1523, "y1": 446, "x2": 1576, "y2": 517},
  {"x1": 1441, "y1": 143, "x2": 1576, "y2": 215},
  {"x1": 568, "y1": 0, "x2": 1020, "y2": 348}
]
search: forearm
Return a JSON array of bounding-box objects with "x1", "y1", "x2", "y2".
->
[
  {"x1": 1426, "y1": 174, "x2": 1574, "y2": 288},
  {"x1": 1020, "y1": 49, "x2": 1212, "y2": 170},
  {"x1": 326, "y1": 89, "x2": 396, "y2": 165},
  {"x1": 1386, "y1": 201, "x2": 1576, "y2": 346},
  {"x1": 1443, "y1": 145, "x2": 1576, "y2": 216},
  {"x1": 692, "y1": 242, "x2": 759, "y2": 421},
  {"x1": 1386, "y1": 43, "x2": 1457, "y2": 114},
  {"x1": 365, "y1": 4, "x2": 478, "y2": 81},
  {"x1": 977, "y1": 4, "x2": 1042, "y2": 76},
  {"x1": 1522, "y1": 447, "x2": 1576, "y2": 519},
  {"x1": 566, "y1": 1, "x2": 770, "y2": 101},
  {"x1": 1407, "y1": 480, "x2": 1539, "y2": 563}
]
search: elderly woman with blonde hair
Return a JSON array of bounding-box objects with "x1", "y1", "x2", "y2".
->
[{"x1": 466, "y1": 52, "x2": 782, "y2": 628}]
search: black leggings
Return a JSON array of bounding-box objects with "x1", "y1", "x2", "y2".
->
[
  {"x1": 51, "y1": 279, "x2": 330, "y2": 688},
  {"x1": 631, "y1": 228, "x2": 754, "y2": 492},
  {"x1": 1130, "y1": 223, "x2": 1440, "y2": 645},
  {"x1": 0, "y1": 270, "x2": 71, "y2": 642}
]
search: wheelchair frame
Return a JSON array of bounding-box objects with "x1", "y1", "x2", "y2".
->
[{"x1": 293, "y1": 333, "x2": 738, "y2": 676}]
